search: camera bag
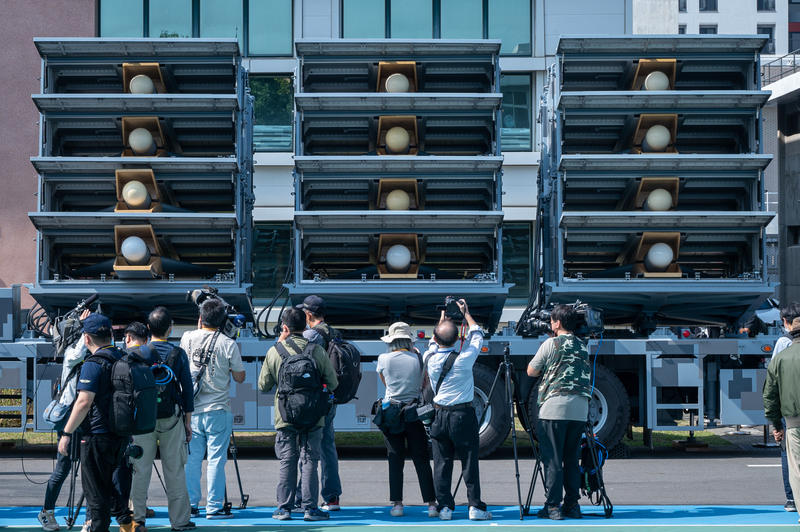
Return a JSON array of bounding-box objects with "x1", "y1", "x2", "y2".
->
[
  {"x1": 275, "y1": 338, "x2": 331, "y2": 432},
  {"x1": 43, "y1": 362, "x2": 83, "y2": 432},
  {"x1": 313, "y1": 324, "x2": 362, "y2": 404},
  {"x1": 143, "y1": 343, "x2": 184, "y2": 419},
  {"x1": 416, "y1": 350, "x2": 460, "y2": 423}
]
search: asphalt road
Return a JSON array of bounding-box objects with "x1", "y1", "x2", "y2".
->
[{"x1": 3, "y1": 445, "x2": 786, "y2": 510}]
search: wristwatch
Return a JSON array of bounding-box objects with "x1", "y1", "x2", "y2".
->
[{"x1": 63, "y1": 432, "x2": 72, "y2": 438}]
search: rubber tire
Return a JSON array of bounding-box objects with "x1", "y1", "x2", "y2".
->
[
  {"x1": 471, "y1": 364, "x2": 512, "y2": 457},
  {"x1": 526, "y1": 363, "x2": 630, "y2": 449}
]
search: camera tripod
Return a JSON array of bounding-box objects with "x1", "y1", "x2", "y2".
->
[
  {"x1": 221, "y1": 432, "x2": 250, "y2": 513},
  {"x1": 453, "y1": 344, "x2": 543, "y2": 520}
]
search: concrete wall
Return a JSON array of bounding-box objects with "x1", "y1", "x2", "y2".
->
[
  {"x1": 633, "y1": 0, "x2": 678, "y2": 34},
  {"x1": 0, "y1": 1, "x2": 95, "y2": 305},
  {"x1": 778, "y1": 104, "x2": 800, "y2": 306},
  {"x1": 543, "y1": 0, "x2": 632, "y2": 55}
]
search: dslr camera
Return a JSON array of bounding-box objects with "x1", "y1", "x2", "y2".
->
[
  {"x1": 522, "y1": 300, "x2": 604, "y2": 337},
  {"x1": 436, "y1": 296, "x2": 464, "y2": 321},
  {"x1": 187, "y1": 285, "x2": 246, "y2": 339}
]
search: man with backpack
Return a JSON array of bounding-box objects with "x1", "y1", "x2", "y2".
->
[
  {"x1": 424, "y1": 299, "x2": 492, "y2": 521},
  {"x1": 182, "y1": 298, "x2": 246, "y2": 520},
  {"x1": 258, "y1": 307, "x2": 339, "y2": 522},
  {"x1": 57, "y1": 314, "x2": 136, "y2": 532},
  {"x1": 129, "y1": 308, "x2": 196, "y2": 532}
]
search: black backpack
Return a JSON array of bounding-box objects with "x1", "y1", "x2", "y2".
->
[
  {"x1": 275, "y1": 339, "x2": 332, "y2": 432},
  {"x1": 143, "y1": 343, "x2": 183, "y2": 419},
  {"x1": 580, "y1": 433, "x2": 609, "y2": 499},
  {"x1": 313, "y1": 325, "x2": 362, "y2": 404},
  {"x1": 89, "y1": 348, "x2": 158, "y2": 436}
]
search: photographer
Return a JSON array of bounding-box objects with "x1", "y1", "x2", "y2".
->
[
  {"x1": 129, "y1": 308, "x2": 196, "y2": 532},
  {"x1": 376, "y1": 322, "x2": 437, "y2": 518},
  {"x1": 182, "y1": 299, "x2": 246, "y2": 520},
  {"x1": 527, "y1": 304, "x2": 592, "y2": 521},
  {"x1": 425, "y1": 299, "x2": 491, "y2": 521},
  {"x1": 57, "y1": 314, "x2": 133, "y2": 532}
]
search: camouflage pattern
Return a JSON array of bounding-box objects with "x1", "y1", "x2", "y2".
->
[{"x1": 537, "y1": 334, "x2": 592, "y2": 406}]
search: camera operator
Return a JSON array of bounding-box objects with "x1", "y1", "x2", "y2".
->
[
  {"x1": 57, "y1": 314, "x2": 133, "y2": 532},
  {"x1": 182, "y1": 299, "x2": 246, "y2": 519},
  {"x1": 38, "y1": 309, "x2": 90, "y2": 532},
  {"x1": 128, "y1": 309, "x2": 196, "y2": 532},
  {"x1": 425, "y1": 299, "x2": 491, "y2": 521},
  {"x1": 377, "y1": 322, "x2": 437, "y2": 518},
  {"x1": 527, "y1": 304, "x2": 592, "y2": 521}
]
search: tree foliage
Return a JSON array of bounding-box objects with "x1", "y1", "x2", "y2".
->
[{"x1": 250, "y1": 77, "x2": 292, "y2": 126}]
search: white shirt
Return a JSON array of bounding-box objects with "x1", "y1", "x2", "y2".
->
[
  {"x1": 424, "y1": 324, "x2": 483, "y2": 406},
  {"x1": 775, "y1": 335, "x2": 792, "y2": 355},
  {"x1": 59, "y1": 336, "x2": 88, "y2": 407}
]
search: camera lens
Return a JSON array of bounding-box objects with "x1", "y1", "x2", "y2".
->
[{"x1": 127, "y1": 444, "x2": 144, "y2": 460}]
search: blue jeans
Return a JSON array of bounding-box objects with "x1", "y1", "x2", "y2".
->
[{"x1": 186, "y1": 410, "x2": 233, "y2": 513}]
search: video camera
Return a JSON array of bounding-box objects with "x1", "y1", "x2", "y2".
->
[
  {"x1": 436, "y1": 296, "x2": 464, "y2": 321},
  {"x1": 522, "y1": 301, "x2": 604, "y2": 337},
  {"x1": 187, "y1": 285, "x2": 246, "y2": 339},
  {"x1": 51, "y1": 294, "x2": 110, "y2": 358}
]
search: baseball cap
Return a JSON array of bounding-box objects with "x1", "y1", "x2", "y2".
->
[
  {"x1": 82, "y1": 313, "x2": 112, "y2": 334},
  {"x1": 296, "y1": 295, "x2": 326, "y2": 315}
]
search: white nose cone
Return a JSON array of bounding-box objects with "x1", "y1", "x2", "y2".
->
[
  {"x1": 644, "y1": 188, "x2": 673, "y2": 211},
  {"x1": 386, "y1": 189, "x2": 411, "y2": 211},
  {"x1": 129, "y1": 128, "x2": 156, "y2": 156},
  {"x1": 121, "y1": 236, "x2": 151, "y2": 266},
  {"x1": 644, "y1": 71, "x2": 670, "y2": 91},
  {"x1": 642, "y1": 124, "x2": 671, "y2": 152},
  {"x1": 386, "y1": 244, "x2": 412, "y2": 273},
  {"x1": 129, "y1": 74, "x2": 155, "y2": 94},
  {"x1": 121, "y1": 180, "x2": 152, "y2": 209},
  {"x1": 385, "y1": 127, "x2": 410, "y2": 154},
  {"x1": 644, "y1": 242, "x2": 674, "y2": 272},
  {"x1": 385, "y1": 73, "x2": 410, "y2": 93}
]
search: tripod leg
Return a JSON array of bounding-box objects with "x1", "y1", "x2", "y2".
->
[
  {"x1": 229, "y1": 433, "x2": 249, "y2": 509},
  {"x1": 153, "y1": 461, "x2": 168, "y2": 496},
  {"x1": 504, "y1": 361, "x2": 524, "y2": 520},
  {"x1": 508, "y1": 371, "x2": 544, "y2": 516}
]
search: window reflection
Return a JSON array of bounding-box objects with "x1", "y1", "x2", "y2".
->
[
  {"x1": 251, "y1": 77, "x2": 293, "y2": 152},
  {"x1": 501, "y1": 75, "x2": 532, "y2": 151}
]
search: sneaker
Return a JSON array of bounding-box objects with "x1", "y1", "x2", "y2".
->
[
  {"x1": 171, "y1": 523, "x2": 196, "y2": 531},
  {"x1": 190, "y1": 507, "x2": 199, "y2": 518},
  {"x1": 468, "y1": 507, "x2": 492, "y2": 520},
  {"x1": 134, "y1": 522, "x2": 147, "y2": 532},
  {"x1": 38, "y1": 509, "x2": 60, "y2": 531},
  {"x1": 428, "y1": 505, "x2": 439, "y2": 518},
  {"x1": 537, "y1": 505, "x2": 564, "y2": 520},
  {"x1": 206, "y1": 509, "x2": 229, "y2": 520},
  {"x1": 438, "y1": 507, "x2": 453, "y2": 521},
  {"x1": 304, "y1": 508, "x2": 330, "y2": 521},
  {"x1": 321, "y1": 497, "x2": 340, "y2": 511},
  {"x1": 146, "y1": 508, "x2": 155, "y2": 519},
  {"x1": 786, "y1": 500, "x2": 797, "y2": 512},
  {"x1": 291, "y1": 500, "x2": 303, "y2": 510},
  {"x1": 390, "y1": 505, "x2": 403, "y2": 517},
  {"x1": 272, "y1": 508, "x2": 292, "y2": 521},
  {"x1": 563, "y1": 502, "x2": 582, "y2": 519},
  {"x1": 118, "y1": 520, "x2": 136, "y2": 532},
  {"x1": 81, "y1": 521, "x2": 91, "y2": 532}
]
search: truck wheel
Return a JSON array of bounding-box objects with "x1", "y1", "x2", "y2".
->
[
  {"x1": 525, "y1": 363, "x2": 630, "y2": 449},
  {"x1": 471, "y1": 364, "x2": 511, "y2": 457}
]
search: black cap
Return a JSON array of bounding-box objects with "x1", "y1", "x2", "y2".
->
[
  {"x1": 296, "y1": 295, "x2": 326, "y2": 315},
  {"x1": 81, "y1": 313, "x2": 112, "y2": 334}
]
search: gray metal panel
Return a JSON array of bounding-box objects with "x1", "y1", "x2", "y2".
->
[
  {"x1": 295, "y1": 93, "x2": 502, "y2": 112},
  {"x1": 295, "y1": 156, "x2": 503, "y2": 173},
  {"x1": 294, "y1": 211, "x2": 503, "y2": 229},
  {"x1": 556, "y1": 35, "x2": 768, "y2": 55},
  {"x1": 295, "y1": 39, "x2": 501, "y2": 57},
  {"x1": 32, "y1": 94, "x2": 239, "y2": 113},
  {"x1": 35, "y1": 38, "x2": 240, "y2": 58},
  {"x1": 558, "y1": 91, "x2": 770, "y2": 110},
  {"x1": 560, "y1": 212, "x2": 775, "y2": 229},
  {"x1": 29, "y1": 212, "x2": 237, "y2": 230},
  {"x1": 559, "y1": 154, "x2": 772, "y2": 172},
  {"x1": 31, "y1": 157, "x2": 239, "y2": 174}
]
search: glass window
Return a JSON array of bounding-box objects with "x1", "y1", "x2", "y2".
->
[
  {"x1": 252, "y1": 223, "x2": 292, "y2": 301},
  {"x1": 99, "y1": 0, "x2": 144, "y2": 37},
  {"x1": 502, "y1": 223, "x2": 532, "y2": 300},
  {"x1": 249, "y1": 0, "x2": 293, "y2": 55},
  {"x1": 200, "y1": 0, "x2": 244, "y2": 50},
  {"x1": 678, "y1": 25, "x2": 686, "y2": 35},
  {"x1": 251, "y1": 76, "x2": 293, "y2": 152},
  {"x1": 699, "y1": 25, "x2": 717, "y2": 34},
  {"x1": 699, "y1": 0, "x2": 717, "y2": 11},
  {"x1": 758, "y1": 26, "x2": 776, "y2": 55},
  {"x1": 500, "y1": 74, "x2": 532, "y2": 152},
  {"x1": 441, "y1": 0, "x2": 483, "y2": 39},
  {"x1": 678, "y1": 0, "x2": 687, "y2": 12},
  {"x1": 757, "y1": 0, "x2": 776, "y2": 11},
  {"x1": 791, "y1": 32, "x2": 800, "y2": 54},
  {"x1": 150, "y1": 0, "x2": 192, "y2": 38},
  {"x1": 391, "y1": 0, "x2": 432, "y2": 38},
  {"x1": 488, "y1": 0, "x2": 531, "y2": 55},
  {"x1": 343, "y1": 0, "x2": 386, "y2": 38}
]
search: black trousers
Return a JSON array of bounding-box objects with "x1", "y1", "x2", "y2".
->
[
  {"x1": 430, "y1": 406, "x2": 486, "y2": 511},
  {"x1": 80, "y1": 433, "x2": 127, "y2": 532},
  {"x1": 537, "y1": 418, "x2": 584, "y2": 508},
  {"x1": 383, "y1": 418, "x2": 436, "y2": 503},
  {"x1": 44, "y1": 432, "x2": 74, "y2": 511}
]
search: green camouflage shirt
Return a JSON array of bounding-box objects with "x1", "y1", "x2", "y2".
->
[{"x1": 537, "y1": 334, "x2": 592, "y2": 406}]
